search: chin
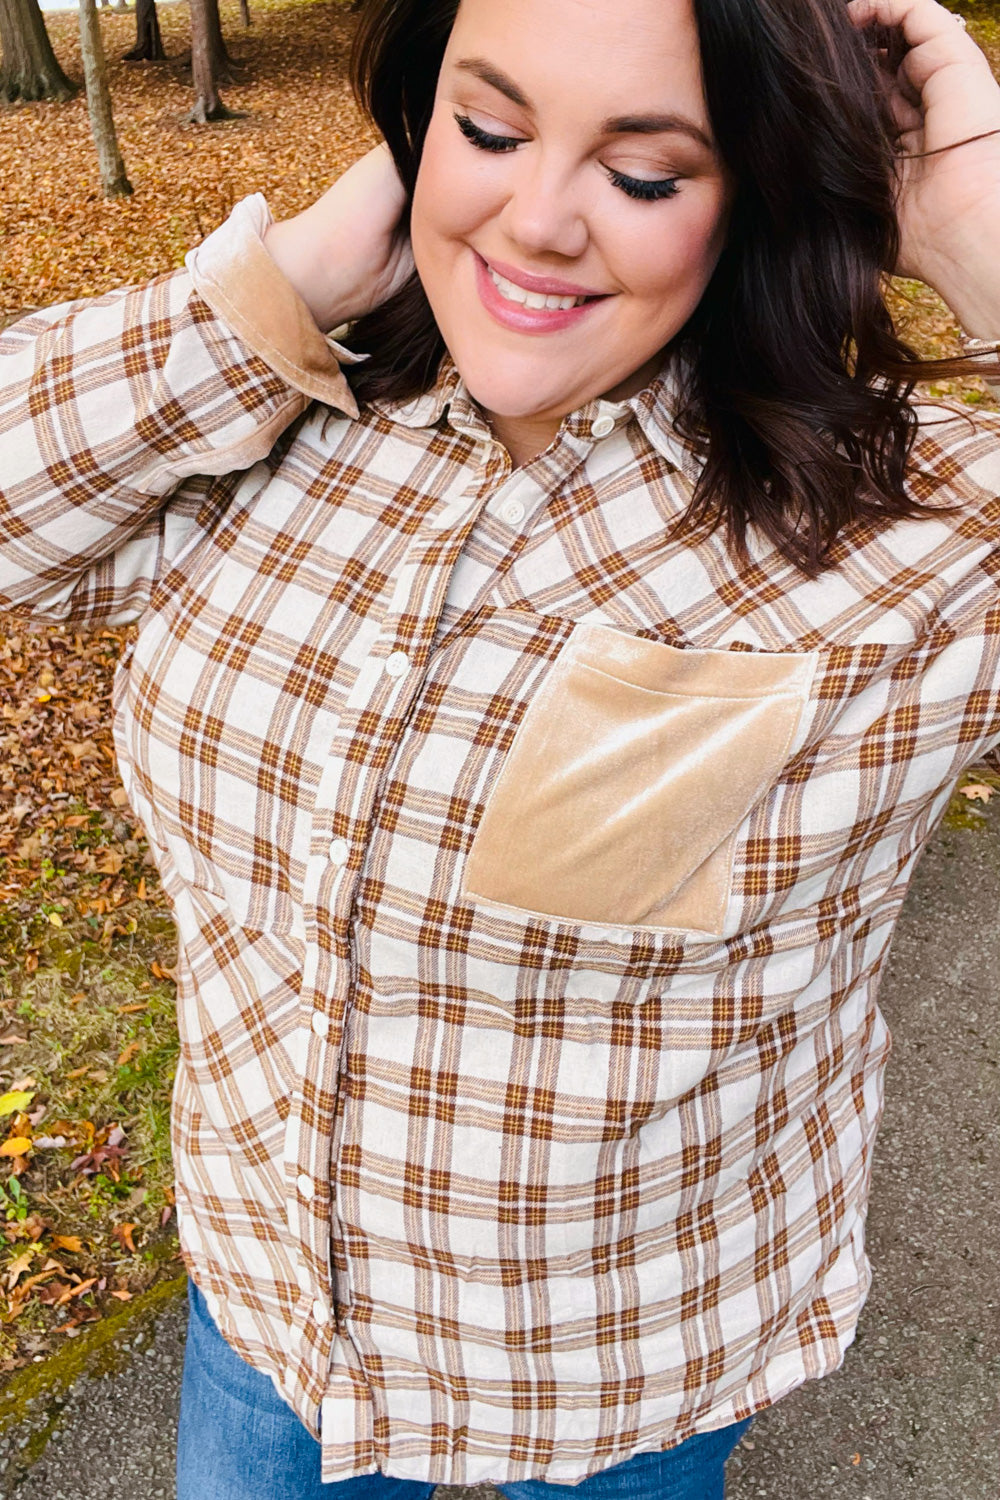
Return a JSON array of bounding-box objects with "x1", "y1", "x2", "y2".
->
[{"x1": 451, "y1": 349, "x2": 586, "y2": 422}]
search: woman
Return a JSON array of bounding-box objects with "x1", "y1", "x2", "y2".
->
[{"x1": 2, "y1": 0, "x2": 1000, "y2": 1495}]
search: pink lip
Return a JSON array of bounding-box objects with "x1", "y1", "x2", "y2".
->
[
  {"x1": 473, "y1": 253, "x2": 607, "y2": 336},
  {"x1": 481, "y1": 253, "x2": 609, "y2": 299}
]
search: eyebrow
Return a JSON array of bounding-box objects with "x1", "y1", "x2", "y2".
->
[{"x1": 454, "y1": 58, "x2": 715, "y2": 153}]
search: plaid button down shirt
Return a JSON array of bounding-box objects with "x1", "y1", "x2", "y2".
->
[{"x1": 3, "y1": 195, "x2": 1000, "y2": 1486}]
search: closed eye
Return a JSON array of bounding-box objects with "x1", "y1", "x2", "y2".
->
[
  {"x1": 454, "y1": 111, "x2": 682, "y2": 204},
  {"x1": 606, "y1": 169, "x2": 680, "y2": 202},
  {"x1": 454, "y1": 112, "x2": 522, "y2": 153}
]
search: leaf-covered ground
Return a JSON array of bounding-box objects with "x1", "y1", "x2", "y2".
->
[
  {"x1": 0, "y1": 0, "x2": 998, "y2": 1374},
  {"x1": 1, "y1": 0, "x2": 374, "y2": 318},
  {"x1": 0, "y1": 0, "x2": 375, "y2": 1374}
]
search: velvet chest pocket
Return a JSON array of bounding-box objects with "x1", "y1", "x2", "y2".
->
[{"x1": 460, "y1": 622, "x2": 817, "y2": 937}]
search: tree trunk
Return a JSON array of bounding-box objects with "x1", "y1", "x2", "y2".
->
[
  {"x1": 204, "y1": 0, "x2": 233, "y2": 74},
  {"x1": 0, "y1": 0, "x2": 76, "y2": 102},
  {"x1": 77, "y1": 0, "x2": 132, "y2": 198},
  {"x1": 122, "y1": 0, "x2": 164, "y2": 61},
  {"x1": 238, "y1": 0, "x2": 250, "y2": 28},
  {"x1": 185, "y1": 0, "x2": 239, "y2": 122}
]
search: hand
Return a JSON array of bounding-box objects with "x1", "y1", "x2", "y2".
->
[
  {"x1": 263, "y1": 144, "x2": 414, "y2": 333},
  {"x1": 848, "y1": 0, "x2": 1000, "y2": 335}
]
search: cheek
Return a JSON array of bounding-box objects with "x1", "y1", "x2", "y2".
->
[
  {"x1": 412, "y1": 117, "x2": 499, "y2": 268},
  {"x1": 614, "y1": 197, "x2": 728, "y2": 314}
]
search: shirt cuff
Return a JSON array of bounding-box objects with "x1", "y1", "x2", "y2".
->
[{"x1": 185, "y1": 194, "x2": 362, "y2": 419}]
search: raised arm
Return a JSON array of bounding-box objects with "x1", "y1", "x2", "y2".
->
[
  {"x1": 0, "y1": 146, "x2": 411, "y2": 627},
  {"x1": 848, "y1": 0, "x2": 1000, "y2": 337}
]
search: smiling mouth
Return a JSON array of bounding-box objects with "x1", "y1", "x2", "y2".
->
[{"x1": 486, "y1": 265, "x2": 591, "y2": 311}]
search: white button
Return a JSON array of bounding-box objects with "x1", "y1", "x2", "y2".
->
[
  {"x1": 312, "y1": 1297, "x2": 331, "y2": 1326},
  {"x1": 384, "y1": 650, "x2": 410, "y2": 679},
  {"x1": 500, "y1": 499, "x2": 525, "y2": 525},
  {"x1": 296, "y1": 1172, "x2": 315, "y2": 1200},
  {"x1": 591, "y1": 414, "x2": 616, "y2": 438},
  {"x1": 310, "y1": 1010, "x2": 328, "y2": 1039},
  {"x1": 328, "y1": 837, "x2": 349, "y2": 866}
]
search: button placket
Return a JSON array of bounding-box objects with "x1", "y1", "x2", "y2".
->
[{"x1": 287, "y1": 492, "x2": 479, "y2": 1415}]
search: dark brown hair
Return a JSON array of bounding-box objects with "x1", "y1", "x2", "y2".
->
[{"x1": 349, "y1": 0, "x2": 997, "y2": 574}]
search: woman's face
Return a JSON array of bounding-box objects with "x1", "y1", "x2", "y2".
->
[{"x1": 410, "y1": 0, "x2": 732, "y2": 447}]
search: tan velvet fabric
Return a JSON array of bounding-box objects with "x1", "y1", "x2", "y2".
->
[
  {"x1": 186, "y1": 193, "x2": 362, "y2": 417},
  {"x1": 462, "y1": 623, "x2": 817, "y2": 934}
]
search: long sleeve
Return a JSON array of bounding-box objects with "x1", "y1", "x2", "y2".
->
[{"x1": 0, "y1": 193, "x2": 360, "y2": 625}]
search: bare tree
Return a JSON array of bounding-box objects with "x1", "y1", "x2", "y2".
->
[
  {"x1": 123, "y1": 0, "x2": 164, "y2": 62},
  {"x1": 0, "y1": 0, "x2": 75, "y2": 102},
  {"x1": 185, "y1": 0, "x2": 240, "y2": 123},
  {"x1": 77, "y1": 0, "x2": 132, "y2": 198}
]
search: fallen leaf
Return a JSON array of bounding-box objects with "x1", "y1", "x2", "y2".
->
[
  {"x1": 63, "y1": 739, "x2": 98, "y2": 762},
  {"x1": 0, "y1": 1091, "x2": 34, "y2": 1117},
  {"x1": 63, "y1": 1277, "x2": 98, "y2": 1303},
  {"x1": 117, "y1": 1003, "x2": 148, "y2": 1014},
  {"x1": 66, "y1": 1065, "x2": 90, "y2": 1079},
  {"x1": 110, "y1": 1288, "x2": 133, "y2": 1301},
  {"x1": 20, "y1": 1267, "x2": 60, "y2": 1294},
  {"x1": 35, "y1": 1279, "x2": 71, "y2": 1305},
  {"x1": 111, "y1": 1222, "x2": 137, "y2": 1254},
  {"x1": 4, "y1": 1250, "x2": 34, "y2": 1289},
  {"x1": 0, "y1": 1138, "x2": 32, "y2": 1156},
  {"x1": 0, "y1": 1036, "x2": 28, "y2": 1047},
  {"x1": 47, "y1": 911, "x2": 64, "y2": 928},
  {"x1": 960, "y1": 782, "x2": 994, "y2": 803},
  {"x1": 50, "y1": 1235, "x2": 84, "y2": 1253},
  {"x1": 116, "y1": 1040, "x2": 141, "y2": 1066}
]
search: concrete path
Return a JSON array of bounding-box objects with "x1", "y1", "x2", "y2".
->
[{"x1": 1, "y1": 803, "x2": 997, "y2": 1499}]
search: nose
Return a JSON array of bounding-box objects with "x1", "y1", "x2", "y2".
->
[{"x1": 497, "y1": 152, "x2": 589, "y2": 262}]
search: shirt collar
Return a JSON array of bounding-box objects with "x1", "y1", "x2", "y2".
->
[{"x1": 369, "y1": 351, "x2": 705, "y2": 481}]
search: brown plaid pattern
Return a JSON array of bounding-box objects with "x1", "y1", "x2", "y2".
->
[{"x1": 3, "y1": 197, "x2": 1000, "y2": 1484}]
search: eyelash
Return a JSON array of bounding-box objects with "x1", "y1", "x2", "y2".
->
[{"x1": 452, "y1": 112, "x2": 681, "y2": 203}]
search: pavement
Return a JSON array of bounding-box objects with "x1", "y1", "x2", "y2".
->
[{"x1": 0, "y1": 800, "x2": 997, "y2": 1500}]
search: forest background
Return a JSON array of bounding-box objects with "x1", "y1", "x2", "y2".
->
[{"x1": 0, "y1": 0, "x2": 997, "y2": 1375}]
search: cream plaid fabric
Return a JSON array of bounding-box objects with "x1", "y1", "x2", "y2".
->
[{"x1": 3, "y1": 196, "x2": 1000, "y2": 1486}]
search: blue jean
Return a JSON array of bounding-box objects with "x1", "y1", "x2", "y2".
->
[{"x1": 176, "y1": 1279, "x2": 751, "y2": 1500}]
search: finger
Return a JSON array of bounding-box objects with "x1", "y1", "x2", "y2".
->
[
  {"x1": 898, "y1": 36, "x2": 1000, "y2": 140},
  {"x1": 888, "y1": 92, "x2": 924, "y2": 136},
  {"x1": 846, "y1": 0, "x2": 976, "y2": 51},
  {"x1": 898, "y1": 31, "x2": 994, "y2": 96}
]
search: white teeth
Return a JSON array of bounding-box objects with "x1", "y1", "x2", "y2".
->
[{"x1": 487, "y1": 265, "x2": 586, "y2": 311}]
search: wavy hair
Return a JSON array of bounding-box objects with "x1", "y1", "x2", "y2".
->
[{"x1": 348, "y1": 0, "x2": 996, "y2": 574}]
